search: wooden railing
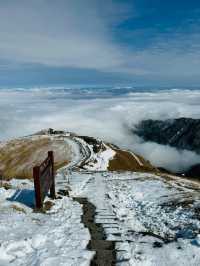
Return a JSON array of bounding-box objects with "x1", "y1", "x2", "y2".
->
[{"x1": 33, "y1": 151, "x2": 56, "y2": 209}]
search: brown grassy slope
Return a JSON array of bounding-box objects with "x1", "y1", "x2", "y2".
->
[
  {"x1": 0, "y1": 136, "x2": 70, "y2": 180},
  {"x1": 108, "y1": 149, "x2": 158, "y2": 173}
]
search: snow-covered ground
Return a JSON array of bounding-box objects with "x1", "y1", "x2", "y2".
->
[
  {"x1": 1, "y1": 134, "x2": 200, "y2": 265},
  {"x1": 0, "y1": 135, "x2": 115, "y2": 266},
  {"x1": 63, "y1": 169, "x2": 200, "y2": 265},
  {"x1": 0, "y1": 179, "x2": 93, "y2": 266},
  {"x1": 72, "y1": 137, "x2": 116, "y2": 171}
]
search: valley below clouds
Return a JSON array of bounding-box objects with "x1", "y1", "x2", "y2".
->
[{"x1": 1, "y1": 87, "x2": 200, "y2": 172}]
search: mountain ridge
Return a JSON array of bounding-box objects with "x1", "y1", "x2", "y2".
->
[
  {"x1": 133, "y1": 117, "x2": 200, "y2": 177},
  {"x1": 133, "y1": 117, "x2": 200, "y2": 154}
]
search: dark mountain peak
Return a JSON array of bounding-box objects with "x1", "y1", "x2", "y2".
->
[
  {"x1": 133, "y1": 117, "x2": 200, "y2": 178},
  {"x1": 133, "y1": 117, "x2": 200, "y2": 154}
]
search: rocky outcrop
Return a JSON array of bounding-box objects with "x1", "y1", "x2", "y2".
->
[
  {"x1": 133, "y1": 117, "x2": 200, "y2": 154},
  {"x1": 133, "y1": 117, "x2": 200, "y2": 178},
  {"x1": 185, "y1": 164, "x2": 200, "y2": 179}
]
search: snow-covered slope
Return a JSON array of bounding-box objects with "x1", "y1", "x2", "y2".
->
[
  {"x1": 61, "y1": 170, "x2": 200, "y2": 265},
  {"x1": 0, "y1": 180, "x2": 93, "y2": 266},
  {"x1": 1, "y1": 131, "x2": 200, "y2": 265}
]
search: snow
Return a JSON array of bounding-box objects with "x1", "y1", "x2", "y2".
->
[
  {"x1": 73, "y1": 137, "x2": 116, "y2": 171},
  {"x1": 65, "y1": 169, "x2": 200, "y2": 265},
  {"x1": 129, "y1": 152, "x2": 143, "y2": 166},
  {"x1": 0, "y1": 181, "x2": 93, "y2": 266},
  {"x1": 1, "y1": 134, "x2": 200, "y2": 265},
  {"x1": 83, "y1": 145, "x2": 116, "y2": 171}
]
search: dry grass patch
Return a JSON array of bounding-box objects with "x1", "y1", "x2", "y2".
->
[
  {"x1": 43, "y1": 201, "x2": 55, "y2": 211},
  {"x1": 0, "y1": 182, "x2": 12, "y2": 190},
  {"x1": 108, "y1": 149, "x2": 158, "y2": 173},
  {"x1": 0, "y1": 136, "x2": 70, "y2": 180},
  {"x1": 11, "y1": 204, "x2": 26, "y2": 213}
]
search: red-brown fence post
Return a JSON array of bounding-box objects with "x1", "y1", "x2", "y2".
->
[
  {"x1": 33, "y1": 151, "x2": 56, "y2": 209},
  {"x1": 0, "y1": 170, "x2": 3, "y2": 187},
  {"x1": 48, "y1": 151, "x2": 56, "y2": 199},
  {"x1": 33, "y1": 165, "x2": 42, "y2": 209}
]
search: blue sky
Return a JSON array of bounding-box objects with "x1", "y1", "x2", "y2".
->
[{"x1": 0, "y1": 0, "x2": 200, "y2": 86}]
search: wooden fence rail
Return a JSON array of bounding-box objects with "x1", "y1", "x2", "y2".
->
[{"x1": 33, "y1": 151, "x2": 56, "y2": 209}]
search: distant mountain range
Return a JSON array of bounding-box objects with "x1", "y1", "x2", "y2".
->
[{"x1": 133, "y1": 117, "x2": 200, "y2": 177}]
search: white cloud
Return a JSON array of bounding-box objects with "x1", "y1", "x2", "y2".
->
[
  {"x1": 1, "y1": 1, "x2": 200, "y2": 81},
  {"x1": 132, "y1": 139, "x2": 200, "y2": 173},
  {"x1": 0, "y1": 87, "x2": 200, "y2": 172},
  {"x1": 0, "y1": 0, "x2": 131, "y2": 72}
]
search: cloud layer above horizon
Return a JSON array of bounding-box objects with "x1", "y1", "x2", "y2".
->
[
  {"x1": 0, "y1": 87, "x2": 200, "y2": 172},
  {"x1": 0, "y1": 0, "x2": 200, "y2": 85}
]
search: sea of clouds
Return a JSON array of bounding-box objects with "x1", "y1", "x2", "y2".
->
[{"x1": 0, "y1": 87, "x2": 200, "y2": 172}]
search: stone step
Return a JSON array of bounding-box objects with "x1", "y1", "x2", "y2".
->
[
  {"x1": 105, "y1": 227, "x2": 121, "y2": 234},
  {"x1": 95, "y1": 218, "x2": 118, "y2": 224}
]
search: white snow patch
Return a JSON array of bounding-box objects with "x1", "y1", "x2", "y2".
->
[
  {"x1": 65, "y1": 169, "x2": 200, "y2": 265},
  {"x1": 83, "y1": 144, "x2": 116, "y2": 171},
  {"x1": 0, "y1": 180, "x2": 93, "y2": 266}
]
